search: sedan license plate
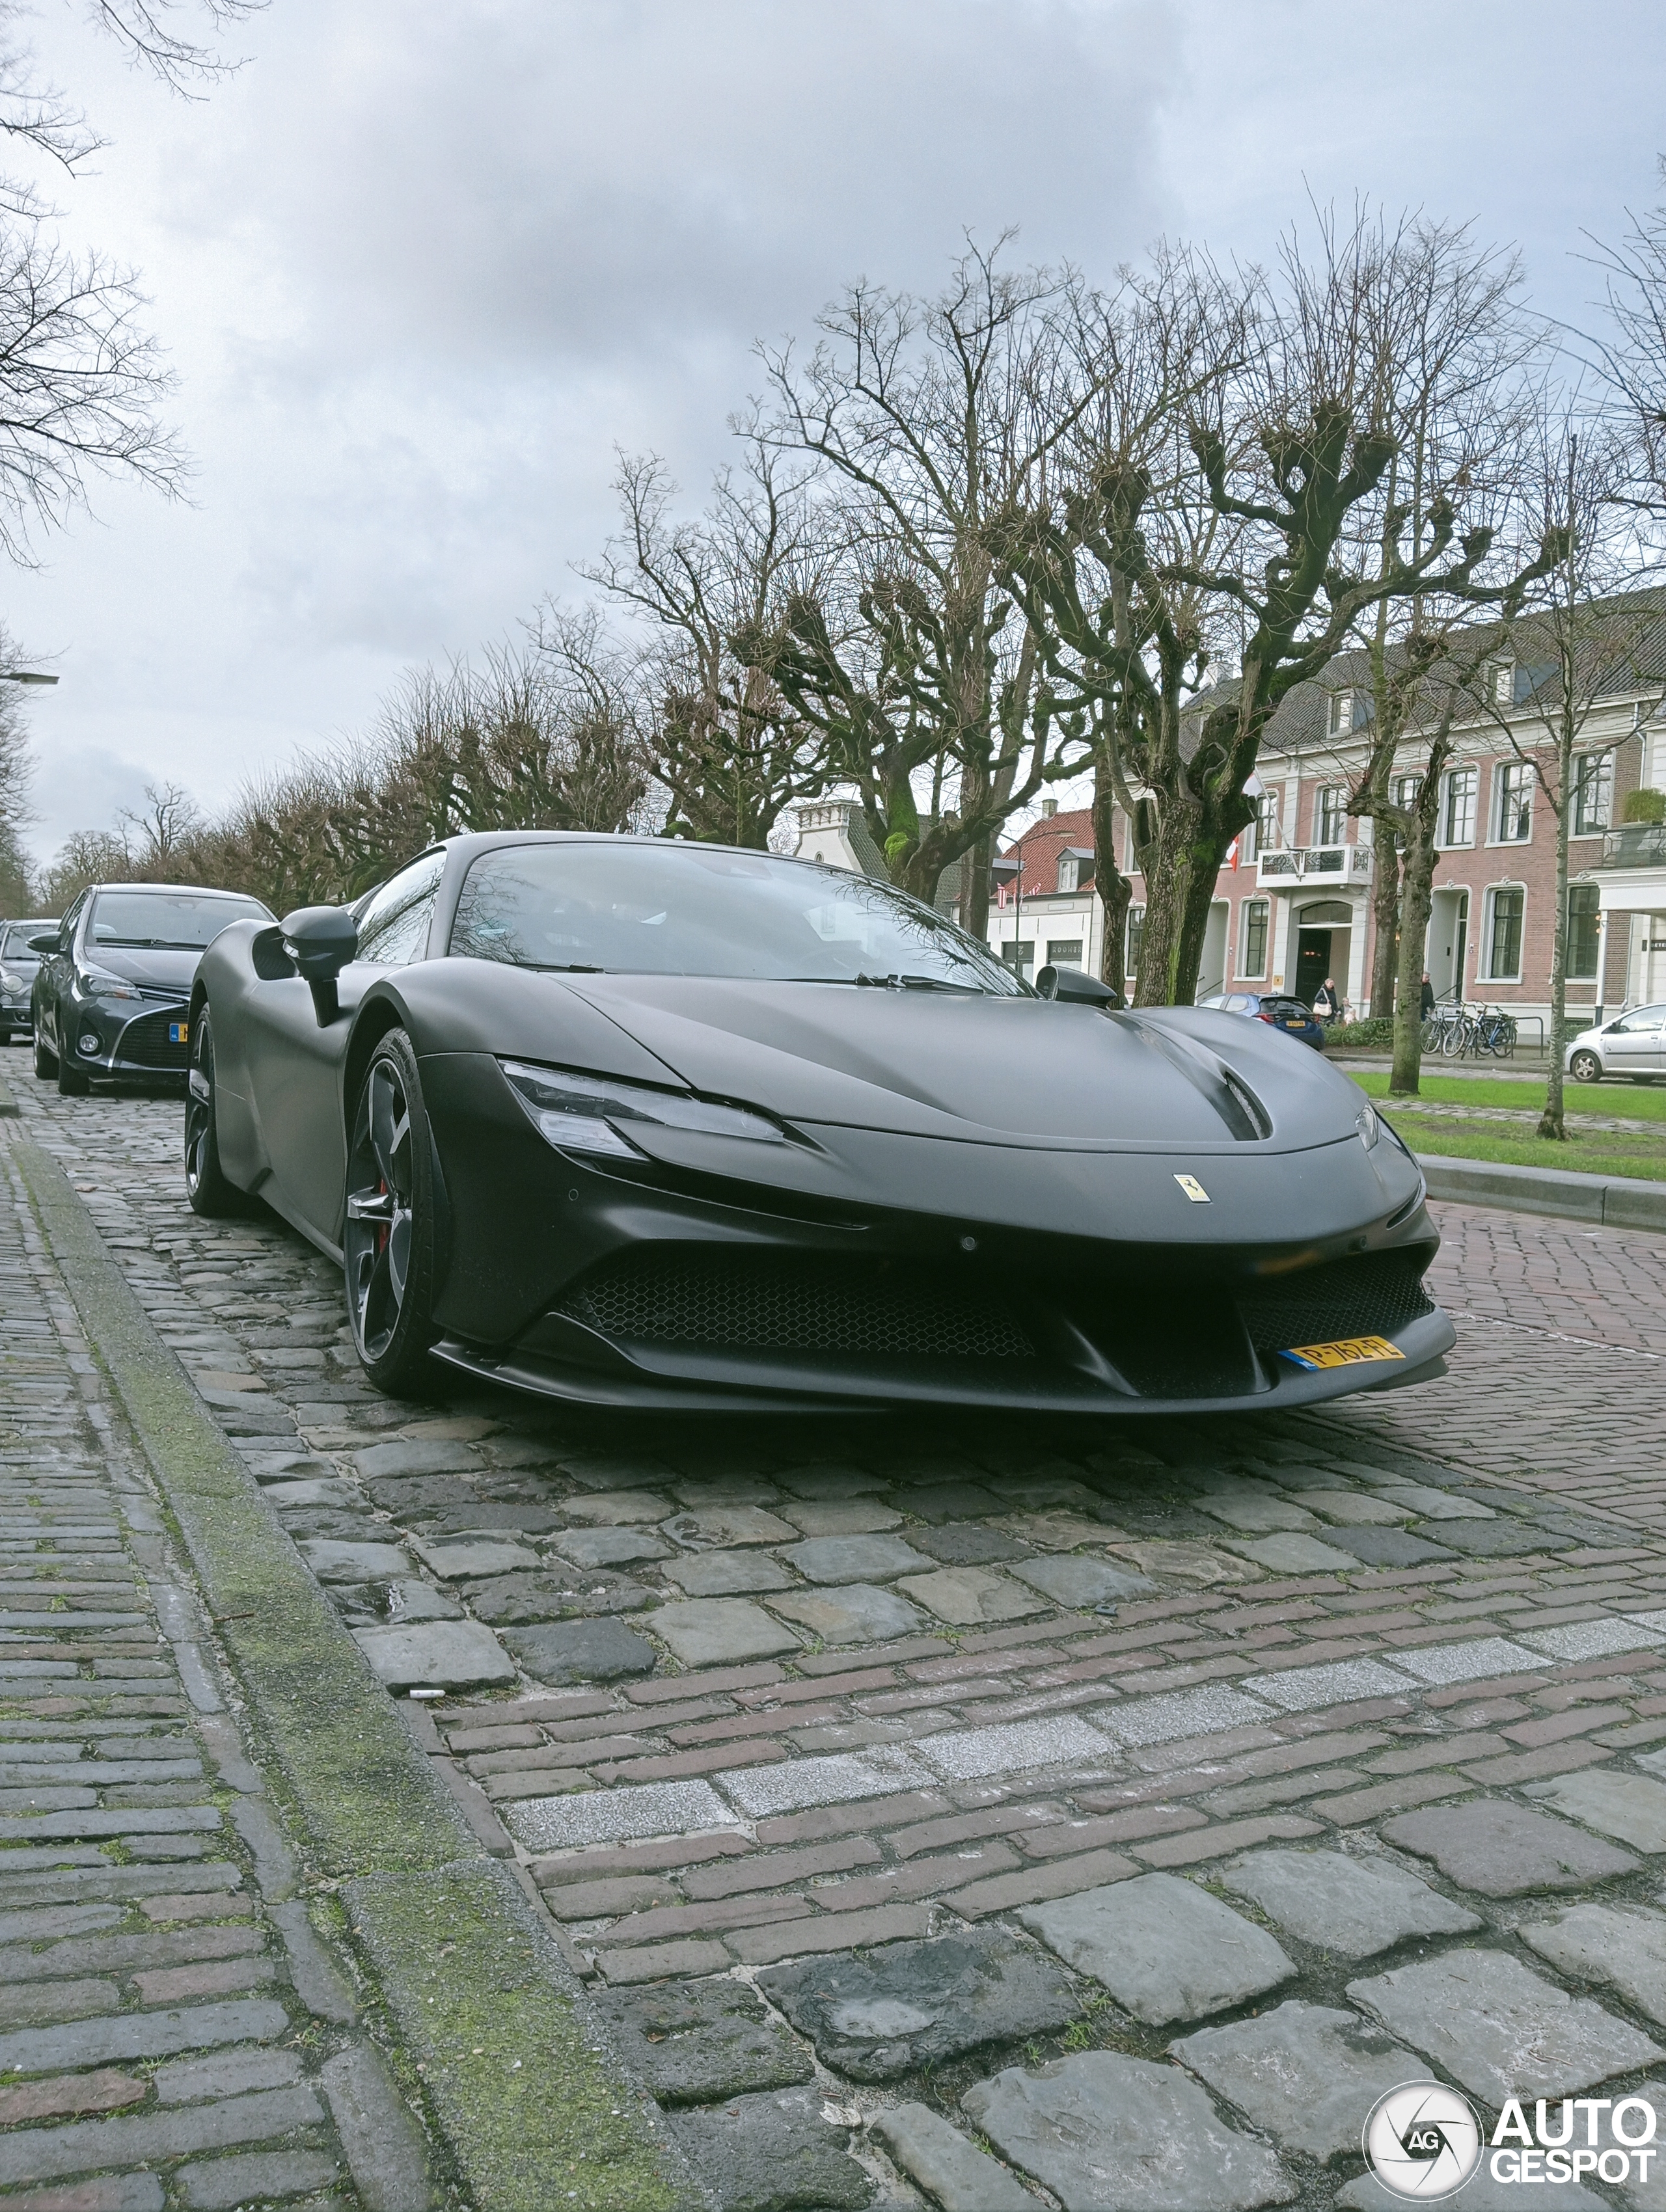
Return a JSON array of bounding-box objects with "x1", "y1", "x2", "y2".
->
[
  {"x1": 1279, "y1": 1335, "x2": 1405, "y2": 1371},
  {"x1": 1284, "y1": 1018, "x2": 1306, "y2": 1029},
  {"x1": 169, "y1": 1021, "x2": 188, "y2": 1045}
]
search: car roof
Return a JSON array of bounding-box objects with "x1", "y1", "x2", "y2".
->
[{"x1": 86, "y1": 882, "x2": 263, "y2": 898}]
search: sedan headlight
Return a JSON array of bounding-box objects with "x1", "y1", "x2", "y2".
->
[
  {"x1": 0, "y1": 967, "x2": 21, "y2": 991},
  {"x1": 501, "y1": 1060, "x2": 789, "y2": 1160},
  {"x1": 1356, "y1": 1102, "x2": 1381, "y2": 1151},
  {"x1": 76, "y1": 966, "x2": 143, "y2": 1003}
]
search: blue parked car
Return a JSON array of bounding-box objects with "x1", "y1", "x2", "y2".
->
[{"x1": 1199, "y1": 990, "x2": 1327, "y2": 1051}]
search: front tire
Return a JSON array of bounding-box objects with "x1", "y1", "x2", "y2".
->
[
  {"x1": 344, "y1": 1030, "x2": 439, "y2": 1397},
  {"x1": 185, "y1": 1011, "x2": 248, "y2": 1217},
  {"x1": 32, "y1": 1017, "x2": 56, "y2": 1079},
  {"x1": 1569, "y1": 1051, "x2": 1602, "y2": 1084},
  {"x1": 55, "y1": 1034, "x2": 89, "y2": 1096}
]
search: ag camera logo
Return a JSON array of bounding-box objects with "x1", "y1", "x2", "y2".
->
[{"x1": 1364, "y1": 2081, "x2": 1483, "y2": 2200}]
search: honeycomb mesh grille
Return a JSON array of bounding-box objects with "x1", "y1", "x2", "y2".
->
[
  {"x1": 116, "y1": 1008, "x2": 189, "y2": 1070},
  {"x1": 1238, "y1": 1250, "x2": 1435, "y2": 1351},
  {"x1": 560, "y1": 1250, "x2": 1034, "y2": 1361}
]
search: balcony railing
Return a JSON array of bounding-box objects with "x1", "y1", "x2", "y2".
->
[
  {"x1": 1600, "y1": 824, "x2": 1666, "y2": 870},
  {"x1": 1255, "y1": 844, "x2": 1373, "y2": 889}
]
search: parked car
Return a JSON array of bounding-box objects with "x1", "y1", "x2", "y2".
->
[
  {"x1": 1198, "y1": 990, "x2": 1328, "y2": 1052},
  {"x1": 184, "y1": 831, "x2": 1449, "y2": 1416},
  {"x1": 32, "y1": 883, "x2": 275, "y2": 1096},
  {"x1": 1566, "y1": 1005, "x2": 1666, "y2": 1085},
  {"x1": 0, "y1": 919, "x2": 58, "y2": 1043}
]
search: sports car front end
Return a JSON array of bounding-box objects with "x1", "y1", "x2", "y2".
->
[{"x1": 413, "y1": 981, "x2": 1451, "y2": 1418}]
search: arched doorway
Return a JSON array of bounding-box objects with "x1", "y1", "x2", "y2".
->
[{"x1": 1295, "y1": 899, "x2": 1353, "y2": 1010}]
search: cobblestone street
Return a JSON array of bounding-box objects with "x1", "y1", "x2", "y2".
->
[{"x1": 5, "y1": 1071, "x2": 1666, "y2": 2211}]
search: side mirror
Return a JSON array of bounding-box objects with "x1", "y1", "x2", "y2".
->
[
  {"x1": 280, "y1": 905, "x2": 358, "y2": 1026},
  {"x1": 1037, "y1": 964, "x2": 1124, "y2": 1008},
  {"x1": 28, "y1": 932, "x2": 59, "y2": 955}
]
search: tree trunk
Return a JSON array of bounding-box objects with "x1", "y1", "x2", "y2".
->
[
  {"x1": 1389, "y1": 756, "x2": 1447, "y2": 1095},
  {"x1": 1132, "y1": 795, "x2": 1207, "y2": 1005},
  {"x1": 1091, "y1": 764, "x2": 1130, "y2": 992},
  {"x1": 1370, "y1": 830, "x2": 1401, "y2": 1018},
  {"x1": 963, "y1": 831, "x2": 991, "y2": 942},
  {"x1": 1540, "y1": 719, "x2": 1574, "y2": 1140}
]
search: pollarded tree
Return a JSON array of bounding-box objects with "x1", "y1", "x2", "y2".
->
[
  {"x1": 743, "y1": 240, "x2": 1100, "y2": 924},
  {"x1": 994, "y1": 209, "x2": 1529, "y2": 1006}
]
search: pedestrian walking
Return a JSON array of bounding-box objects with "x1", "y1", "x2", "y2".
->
[
  {"x1": 1420, "y1": 971, "x2": 1436, "y2": 1018},
  {"x1": 1313, "y1": 976, "x2": 1341, "y2": 1025}
]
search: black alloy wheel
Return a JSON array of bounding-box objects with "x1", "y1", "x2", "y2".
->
[
  {"x1": 344, "y1": 1029, "x2": 439, "y2": 1396},
  {"x1": 1568, "y1": 1050, "x2": 1602, "y2": 1084},
  {"x1": 32, "y1": 1012, "x2": 56, "y2": 1079},
  {"x1": 184, "y1": 1011, "x2": 247, "y2": 1217}
]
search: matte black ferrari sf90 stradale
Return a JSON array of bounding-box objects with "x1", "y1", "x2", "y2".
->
[{"x1": 185, "y1": 832, "x2": 1454, "y2": 1414}]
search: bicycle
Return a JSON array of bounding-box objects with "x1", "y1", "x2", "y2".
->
[{"x1": 1477, "y1": 1005, "x2": 1517, "y2": 1058}]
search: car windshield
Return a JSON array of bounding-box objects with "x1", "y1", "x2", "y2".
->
[
  {"x1": 1, "y1": 923, "x2": 53, "y2": 958},
  {"x1": 87, "y1": 891, "x2": 272, "y2": 951},
  {"x1": 449, "y1": 840, "x2": 1026, "y2": 993}
]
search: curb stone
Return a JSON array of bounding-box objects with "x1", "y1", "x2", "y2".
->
[
  {"x1": 1419, "y1": 1150, "x2": 1666, "y2": 1229},
  {"x1": 11, "y1": 1131, "x2": 702, "y2": 2212}
]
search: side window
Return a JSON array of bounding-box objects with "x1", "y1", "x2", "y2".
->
[{"x1": 353, "y1": 851, "x2": 447, "y2": 967}]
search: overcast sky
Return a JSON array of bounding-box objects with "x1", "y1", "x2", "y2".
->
[{"x1": 8, "y1": 0, "x2": 1666, "y2": 867}]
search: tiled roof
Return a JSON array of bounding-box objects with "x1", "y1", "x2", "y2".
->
[{"x1": 994, "y1": 808, "x2": 1098, "y2": 900}]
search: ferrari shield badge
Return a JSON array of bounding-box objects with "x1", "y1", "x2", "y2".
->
[{"x1": 1173, "y1": 1174, "x2": 1210, "y2": 1202}]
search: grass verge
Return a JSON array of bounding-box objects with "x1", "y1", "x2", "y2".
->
[{"x1": 1348, "y1": 1067, "x2": 1666, "y2": 1122}]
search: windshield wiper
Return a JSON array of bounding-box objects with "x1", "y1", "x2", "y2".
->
[
  {"x1": 92, "y1": 937, "x2": 207, "y2": 951},
  {"x1": 520, "y1": 961, "x2": 607, "y2": 973},
  {"x1": 775, "y1": 972, "x2": 988, "y2": 994}
]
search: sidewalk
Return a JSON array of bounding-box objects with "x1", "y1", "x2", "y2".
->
[{"x1": 0, "y1": 1116, "x2": 688, "y2": 2211}]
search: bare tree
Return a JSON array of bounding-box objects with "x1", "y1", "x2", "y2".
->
[
  {"x1": 0, "y1": 0, "x2": 260, "y2": 562},
  {"x1": 573, "y1": 445, "x2": 830, "y2": 848},
  {"x1": 745, "y1": 240, "x2": 1098, "y2": 919},
  {"x1": 37, "y1": 824, "x2": 130, "y2": 908},
  {"x1": 1466, "y1": 411, "x2": 1661, "y2": 1139}
]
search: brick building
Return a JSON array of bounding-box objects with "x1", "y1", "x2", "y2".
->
[{"x1": 972, "y1": 605, "x2": 1666, "y2": 1025}]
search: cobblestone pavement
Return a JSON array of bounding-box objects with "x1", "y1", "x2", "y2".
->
[
  {"x1": 8, "y1": 1068, "x2": 1666, "y2": 2211},
  {"x1": 0, "y1": 1109, "x2": 434, "y2": 2208}
]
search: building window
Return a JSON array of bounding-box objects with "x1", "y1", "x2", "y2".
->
[
  {"x1": 1317, "y1": 787, "x2": 1346, "y2": 844},
  {"x1": 1494, "y1": 760, "x2": 1533, "y2": 841},
  {"x1": 1442, "y1": 766, "x2": 1477, "y2": 846},
  {"x1": 1328, "y1": 692, "x2": 1352, "y2": 735},
  {"x1": 1057, "y1": 856, "x2": 1078, "y2": 893},
  {"x1": 1491, "y1": 660, "x2": 1515, "y2": 705},
  {"x1": 1001, "y1": 939, "x2": 1034, "y2": 975},
  {"x1": 1572, "y1": 753, "x2": 1613, "y2": 836},
  {"x1": 1566, "y1": 885, "x2": 1601, "y2": 979},
  {"x1": 1240, "y1": 898, "x2": 1269, "y2": 979},
  {"x1": 1046, "y1": 938, "x2": 1084, "y2": 966},
  {"x1": 1250, "y1": 792, "x2": 1279, "y2": 858},
  {"x1": 1483, "y1": 887, "x2": 1524, "y2": 980},
  {"x1": 1125, "y1": 906, "x2": 1145, "y2": 982}
]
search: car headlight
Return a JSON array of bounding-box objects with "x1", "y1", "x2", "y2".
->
[
  {"x1": 0, "y1": 967, "x2": 21, "y2": 991},
  {"x1": 500, "y1": 1060, "x2": 789, "y2": 1160},
  {"x1": 76, "y1": 967, "x2": 143, "y2": 1003},
  {"x1": 1356, "y1": 1102, "x2": 1381, "y2": 1151}
]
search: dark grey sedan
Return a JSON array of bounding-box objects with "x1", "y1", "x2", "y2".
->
[{"x1": 0, "y1": 919, "x2": 57, "y2": 1042}]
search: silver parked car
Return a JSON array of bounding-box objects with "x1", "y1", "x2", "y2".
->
[
  {"x1": 1566, "y1": 1004, "x2": 1666, "y2": 1083},
  {"x1": 0, "y1": 919, "x2": 58, "y2": 1043}
]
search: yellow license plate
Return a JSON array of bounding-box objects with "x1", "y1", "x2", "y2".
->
[
  {"x1": 169, "y1": 1021, "x2": 188, "y2": 1045},
  {"x1": 1279, "y1": 1335, "x2": 1406, "y2": 1371}
]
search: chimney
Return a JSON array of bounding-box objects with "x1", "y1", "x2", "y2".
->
[{"x1": 1041, "y1": 798, "x2": 1058, "y2": 818}]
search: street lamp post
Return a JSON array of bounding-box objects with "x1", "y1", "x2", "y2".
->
[{"x1": 0, "y1": 672, "x2": 56, "y2": 685}]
